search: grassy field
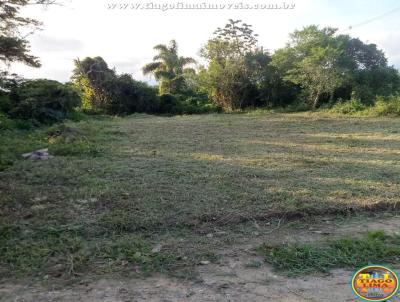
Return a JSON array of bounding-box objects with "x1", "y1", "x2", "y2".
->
[{"x1": 1, "y1": 112, "x2": 400, "y2": 278}]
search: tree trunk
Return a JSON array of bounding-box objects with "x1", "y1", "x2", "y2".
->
[{"x1": 312, "y1": 91, "x2": 320, "y2": 110}]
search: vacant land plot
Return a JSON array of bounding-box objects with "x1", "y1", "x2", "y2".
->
[{"x1": 1, "y1": 113, "x2": 400, "y2": 283}]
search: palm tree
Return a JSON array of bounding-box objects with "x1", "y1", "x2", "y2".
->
[{"x1": 142, "y1": 40, "x2": 196, "y2": 95}]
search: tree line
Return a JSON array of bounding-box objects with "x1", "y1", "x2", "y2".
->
[{"x1": 1, "y1": 1, "x2": 400, "y2": 126}]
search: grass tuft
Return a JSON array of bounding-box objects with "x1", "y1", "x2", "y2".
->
[{"x1": 260, "y1": 231, "x2": 400, "y2": 275}]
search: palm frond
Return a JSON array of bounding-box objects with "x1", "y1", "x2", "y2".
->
[
  {"x1": 153, "y1": 44, "x2": 169, "y2": 53},
  {"x1": 179, "y1": 56, "x2": 196, "y2": 66},
  {"x1": 142, "y1": 62, "x2": 163, "y2": 75},
  {"x1": 153, "y1": 53, "x2": 172, "y2": 62}
]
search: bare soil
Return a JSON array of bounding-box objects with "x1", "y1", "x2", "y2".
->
[{"x1": 2, "y1": 215, "x2": 399, "y2": 302}]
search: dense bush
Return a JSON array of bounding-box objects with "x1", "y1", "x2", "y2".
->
[
  {"x1": 109, "y1": 75, "x2": 160, "y2": 115},
  {"x1": 72, "y1": 57, "x2": 161, "y2": 115},
  {"x1": 325, "y1": 95, "x2": 400, "y2": 116},
  {"x1": 271, "y1": 26, "x2": 400, "y2": 109},
  {"x1": 6, "y1": 79, "x2": 80, "y2": 124},
  {"x1": 183, "y1": 95, "x2": 221, "y2": 114},
  {"x1": 327, "y1": 99, "x2": 367, "y2": 114},
  {"x1": 72, "y1": 56, "x2": 219, "y2": 116},
  {"x1": 0, "y1": 90, "x2": 11, "y2": 112},
  {"x1": 372, "y1": 95, "x2": 400, "y2": 116},
  {"x1": 0, "y1": 112, "x2": 13, "y2": 130},
  {"x1": 157, "y1": 94, "x2": 182, "y2": 114},
  {"x1": 156, "y1": 93, "x2": 219, "y2": 115}
]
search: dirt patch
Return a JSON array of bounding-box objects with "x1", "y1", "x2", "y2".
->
[
  {"x1": 0, "y1": 268, "x2": 358, "y2": 302},
  {"x1": 2, "y1": 215, "x2": 399, "y2": 302}
]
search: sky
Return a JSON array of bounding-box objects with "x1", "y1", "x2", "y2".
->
[{"x1": 9, "y1": 0, "x2": 400, "y2": 83}]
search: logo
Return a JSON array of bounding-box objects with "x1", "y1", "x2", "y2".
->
[{"x1": 352, "y1": 265, "x2": 399, "y2": 301}]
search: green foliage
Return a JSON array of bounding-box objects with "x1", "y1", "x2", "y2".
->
[
  {"x1": 0, "y1": 35, "x2": 40, "y2": 67},
  {"x1": 0, "y1": 89, "x2": 11, "y2": 112},
  {"x1": 6, "y1": 79, "x2": 81, "y2": 124},
  {"x1": 66, "y1": 109, "x2": 89, "y2": 122},
  {"x1": 272, "y1": 25, "x2": 400, "y2": 108},
  {"x1": 261, "y1": 231, "x2": 400, "y2": 275},
  {"x1": 327, "y1": 99, "x2": 367, "y2": 114},
  {"x1": 183, "y1": 95, "x2": 220, "y2": 114},
  {"x1": 272, "y1": 26, "x2": 345, "y2": 108},
  {"x1": 157, "y1": 93, "x2": 181, "y2": 114},
  {"x1": 325, "y1": 95, "x2": 400, "y2": 116},
  {"x1": 73, "y1": 57, "x2": 159, "y2": 115},
  {"x1": 0, "y1": 1, "x2": 54, "y2": 69},
  {"x1": 372, "y1": 95, "x2": 400, "y2": 116},
  {"x1": 142, "y1": 40, "x2": 196, "y2": 95},
  {"x1": 108, "y1": 74, "x2": 160, "y2": 114},
  {"x1": 0, "y1": 112, "x2": 13, "y2": 130},
  {"x1": 156, "y1": 93, "x2": 218, "y2": 115},
  {"x1": 73, "y1": 56, "x2": 216, "y2": 115},
  {"x1": 200, "y1": 20, "x2": 269, "y2": 111},
  {"x1": 72, "y1": 56, "x2": 117, "y2": 112}
]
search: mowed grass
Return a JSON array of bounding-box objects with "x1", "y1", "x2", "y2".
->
[{"x1": 1, "y1": 112, "x2": 400, "y2": 278}]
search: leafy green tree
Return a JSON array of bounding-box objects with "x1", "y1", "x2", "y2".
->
[
  {"x1": 338, "y1": 35, "x2": 400, "y2": 101},
  {"x1": 271, "y1": 26, "x2": 344, "y2": 108},
  {"x1": 0, "y1": 0, "x2": 56, "y2": 71},
  {"x1": 72, "y1": 56, "x2": 159, "y2": 114},
  {"x1": 288, "y1": 46, "x2": 343, "y2": 108},
  {"x1": 72, "y1": 56, "x2": 116, "y2": 111},
  {"x1": 200, "y1": 19, "x2": 269, "y2": 111},
  {"x1": 272, "y1": 25, "x2": 400, "y2": 107},
  {"x1": 142, "y1": 40, "x2": 196, "y2": 95}
]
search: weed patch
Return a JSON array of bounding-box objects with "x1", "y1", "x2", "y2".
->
[{"x1": 260, "y1": 231, "x2": 400, "y2": 275}]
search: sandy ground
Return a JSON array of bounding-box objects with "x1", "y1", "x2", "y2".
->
[{"x1": 1, "y1": 215, "x2": 400, "y2": 302}]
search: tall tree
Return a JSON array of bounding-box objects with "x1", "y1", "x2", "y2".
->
[
  {"x1": 337, "y1": 35, "x2": 400, "y2": 101},
  {"x1": 288, "y1": 46, "x2": 343, "y2": 109},
  {"x1": 272, "y1": 26, "x2": 345, "y2": 108},
  {"x1": 72, "y1": 56, "x2": 116, "y2": 111},
  {"x1": 142, "y1": 40, "x2": 195, "y2": 95},
  {"x1": 0, "y1": 0, "x2": 56, "y2": 70},
  {"x1": 200, "y1": 19, "x2": 268, "y2": 110},
  {"x1": 272, "y1": 25, "x2": 400, "y2": 107},
  {"x1": 72, "y1": 56, "x2": 159, "y2": 114}
]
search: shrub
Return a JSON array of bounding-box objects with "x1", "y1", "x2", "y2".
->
[
  {"x1": 182, "y1": 95, "x2": 220, "y2": 114},
  {"x1": 66, "y1": 110, "x2": 89, "y2": 122},
  {"x1": 156, "y1": 93, "x2": 219, "y2": 115},
  {"x1": 0, "y1": 112, "x2": 14, "y2": 130},
  {"x1": 108, "y1": 75, "x2": 159, "y2": 114},
  {"x1": 372, "y1": 95, "x2": 400, "y2": 116},
  {"x1": 73, "y1": 57, "x2": 160, "y2": 115},
  {"x1": 328, "y1": 99, "x2": 367, "y2": 114},
  {"x1": 0, "y1": 91, "x2": 11, "y2": 112},
  {"x1": 7, "y1": 79, "x2": 81, "y2": 124},
  {"x1": 158, "y1": 94, "x2": 182, "y2": 114}
]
